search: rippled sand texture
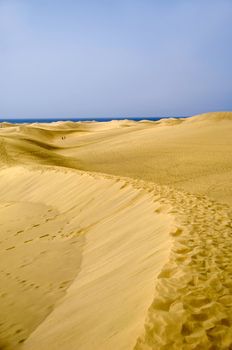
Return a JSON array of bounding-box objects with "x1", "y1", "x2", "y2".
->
[{"x1": 0, "y1": 112, "x2": 232, "y2": 349}]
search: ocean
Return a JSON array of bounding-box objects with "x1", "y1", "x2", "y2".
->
[{"x1": 0, "y1": 116, "x2": 188, "y2": 124}]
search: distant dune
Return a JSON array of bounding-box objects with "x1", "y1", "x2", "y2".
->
[{"x1": 0, "y1": 112, "x2": 232, "y2": 349}]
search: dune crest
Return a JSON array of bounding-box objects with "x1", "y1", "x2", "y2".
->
[
  {"x1": 187, "y1": 111, "x2": 232, "y2": 123},
  {"x1": 0, "y1": 112, "x2": 232, "y2": 349},
  {"x1": 134, "y1": 183, "x2": 232, "y2": 349},
  {"x1": 0, "y1": 166, "x2": 174, "y2": 349}
]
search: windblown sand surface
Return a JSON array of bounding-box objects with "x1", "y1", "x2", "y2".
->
[{"x1": 0, "y1": 111, "x2": 232, "y2": 349}]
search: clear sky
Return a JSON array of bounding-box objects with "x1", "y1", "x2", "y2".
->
[{"x1": 0, "y1": 0, "x2": 232, "y2": 119}]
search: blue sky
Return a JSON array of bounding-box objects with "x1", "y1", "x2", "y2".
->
[{"x1": 0, "y1": 0, "x2": 232, "y2": 118}]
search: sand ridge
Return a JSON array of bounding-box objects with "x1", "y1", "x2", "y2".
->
[
  {"x1": 19, "y1": 170, "x2": 232, "y2": 350},
  {"x1": 0, "y1": 166, "x2": 174, "y2": 349},
  {"x1": 0, "y1": 112, "x2": 232, "y2": 349},
  {"x1": 133, "y1": 180, "x2": 232, "y2": 349},
  {"x1": 2, "y1": 112, "x2": 232, "y2": 208}
]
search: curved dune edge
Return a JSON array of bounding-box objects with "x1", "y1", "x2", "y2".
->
[
  {"x1": 133, "y1": 188, "x2": 232, "y2": 348},
  {"x1": 15, "y1": 167, "x2": 232, "y2": 350},
  {"x1": 90, "y1": 172, "x2": 232, "y2": 350},
  {"x1": 0, "y1": 165, "x2": 174, "y2": 350},
  {"x1": 0, "y1": 112, "x2": 232, "y2": 349}
]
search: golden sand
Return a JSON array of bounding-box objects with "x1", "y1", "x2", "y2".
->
[{"x1": 0, "y1": 112, "x2": 232, "y2": 349}]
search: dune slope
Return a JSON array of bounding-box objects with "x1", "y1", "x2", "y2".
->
[
  {"x1": 0, "y1": 165, "x2": 174, "y2": 350},
  {"x1": 59, "y1": 112, "x2": 232, "y2": 205},
  {"x1": 0, "y1": 112, "x2": 232, "y2": 349}
]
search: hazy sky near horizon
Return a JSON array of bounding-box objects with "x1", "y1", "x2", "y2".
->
[{"x1": 0, "y1": 0, "x2": 232, "y2": 119}]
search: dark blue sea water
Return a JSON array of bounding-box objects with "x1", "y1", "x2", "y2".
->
[{"x1": 0, "y1": 116, "x2": 189, "y2": 124}]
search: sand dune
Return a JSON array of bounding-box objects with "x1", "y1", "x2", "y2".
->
[{"x1": 0, "y1": 112, "x2": 232, "y2": 349}]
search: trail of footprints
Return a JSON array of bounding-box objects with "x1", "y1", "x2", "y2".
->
[
  {"x1": 56, "y1": 170, "x2": 232, "y2": 349},
  {"x1": 0, "y1": 268, "x2": 71, "y2": 294},
  {"x1": 0, "y1": 266, "x2": 72, "y2": 347},
  {"x1": 130, "y1": 182, "x2": 232, "y2": 350},
  {"x1": 0, "y1": 202, "x2": 84, "y2": 348},
  {"x1": 1, "y1": 201, "x2": 84, "y2": 251},
  {"x1": 2, "y1": 208, "x2": 79, "y2": 250},
  {"x1": 1, "y1": 171, "x2": 232, "y2": 349}
]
